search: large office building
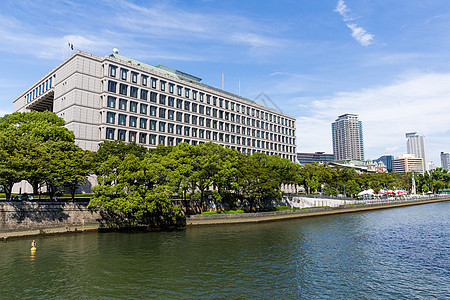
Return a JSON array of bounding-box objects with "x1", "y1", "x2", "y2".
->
[
  {"x1": 441, "y1": 152, "x2": 450, "y2": 169},
  {"x1": 296, "y1": 152, "x2": 334, "y2": 165},
  {"x1": 392, "y1": 154, "x2": 424, "y2": 174},
  {"x1": 331, "y1": 114, "x2": 364, "y2": 161},
  {"x1": 406, "y1": 132, "x2": 427, "y2": 171},
  {"x1": 373, "y1": 155, "x2": 394, "y2": 172},
  {"x1": 13, "y1": 50, "x2": 297, "y2": 161}
]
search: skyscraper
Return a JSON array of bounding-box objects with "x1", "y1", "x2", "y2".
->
[
  {"x1": 332, "y1": 114, "x2": 364, "y2": 160},
  {"x1": 441, "y1": 152, "x2": 450, "y2": 169},
  {"x1": 406, "y1": 132, "x2": 427, "y2": 171}
]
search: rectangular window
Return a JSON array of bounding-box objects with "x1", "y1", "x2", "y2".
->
[
  {"x1": 184, "y1": 114, "x2": 190, "y2": 123},
  {"x1": 150, "y1": 120, "x2": 157, "y2": 131},
  {"x1": 110, "y1": 65, "x2": 117, "y2": 77},
  {"x1": 169, "y1": 83, "x2": 174, "y2": 93},
  {"x1": 107, "y1": 96, "x2": 116, "y2": 108},
  {"x1": 168, "y1": 137, "x2": 174, "y2": 146},
  {"x1": 168, "y1": 97, "x2": 174, "y2": 107},
  {"x1": 199, "y1": 129, "x2": 204, "y2": 139},
  {"x1": 159, "y1": 122, "x2": 166, "y2": 132},
  {"x1": 177, "y1": 86, "x2": 182, "y2": 96},
  {"x1": 119, "y1": 83, "x2": 127, "y2": 95},
  {"x1": 119, "y1": 114, "x2": 126, "y2": 126},
  {"x1": 118, "y1": 130, "x2": 126, "y2": 141},
  {"x1": 151, "y1": 78, "x2": 157, "y2": 89},
  {"x1": 176, "y1": 112, "x2": 182, "y2": 122},
  {"x1": 160, "y1": 81, "x2": 166, "y2": 91},
  {"x1": 168, "y1": 123, "x2": 174, "y2": 133},
  {"x1": 150, "y1": 106, "x2": 157, "y2": 116},
  {"x1": 130, "y1": 101, "x2": 137, "y2": 113},
  {"x1": 219, "y1": 98, "x2": 223, "y2": 107},
  {"x1": 184, "y1": 127, "x2": 190, "y2": 136},
  {"x1": 139, "y1": 133, "x2": 147, "y2": 144},
  {"x1": 176, "y1": 125, "x2": 182, "y2": 135},
  {"x1": 129, "y1": 116, "x2": 137, "y2": 127},
  {"x1": 177, "y1": 99, "x2": 183, "y2": 109},
  {"x1": 150, "y1": 92, "x2": 157, "y2": 103},
  {"x1": 150, "y1": 134, "x2": 156, "y2": 145},
  {"x1": 141, "y1": 89, "x2": 148, "y2": 100},
  {"x1": 199, "y1": 117, "x2": 205, "y2": 126},
  {"x1": 213, "y1": 97, "x2": 217, "y2": 106},
  {"x1": 192, "y1": 128, "x2": 197, "y2": 137},
  {"x1": 121, "y1": 69, "x2": 127, "y2": 80},
  {"x1": 108, "y1": 81, "x2": 117, "y2": 93},
  {"x1": 184, "y1": 101, "x2": 190, "y2": 111},
  {"x1": 193, "y1": 90, "x2": 197, "y2": 100},
  {"x1": 192, "y1": 115, "x2": 197, "y2": 125},
  {"x1": 106, "y1": 128, "x2": 115, "y2": 140},
  {"x1": 192, "y1": 103, "x2": 197, "y2": 113},
  {"x1": 159, "y1": 94, "x2": 166, "y2": 105},
  {"x1": 106, "y1": 112, "x2": 115, "y2": 124},
  {"x1": 119, "y1": 99, "x2": 127, "y2": 110},
  {"x1": 142, "y1": 75, "x2": 148, "y2": 86},
  {"x1": 168, "y1": 110, "x2": 174, "y2": 120},
  {"x1": 131, "y1": 72, "x2": 138, "y2": 83},
  {"x1": 185, "y1": 88, "x2": 190, "y2": 98},
  {"x1": 140, "y1": 104, "x2": 148, "y2": 115},
  {"x1": 200, "y1": 93, "x2": 204, "y2": 102},
  {"x1": 129, "y1": 131, "x2": 136, "y2": 143},
  {"x1": 206, "y1": 95, "x2": 211, "y2": 104},
  {"x1": 158, "y1": 135, "x2": 165, "y2": 145},
  {"x1": 159, "y1": 108, "x2": 166, "y2": 119},
  {"x1": 199, "y1": 105, "x2": 204, "y2": 114},
  {"x1": 225, "y1": 100, "x2": 229, "y2": 109},
  {"x1": 130, "y1": 86, "x2": 138, "y2": 98},
  {"x1": 140, "y1": 118, "x2": 147, "y2": 129}
]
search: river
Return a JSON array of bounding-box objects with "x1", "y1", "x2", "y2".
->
[{"x1": 1, "y1": 202, "x2": 449, "y2": 299}]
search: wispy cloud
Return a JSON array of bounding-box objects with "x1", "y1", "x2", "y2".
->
[{"x1": 334, "y1": 0, "x2": 374, "y2": 46}]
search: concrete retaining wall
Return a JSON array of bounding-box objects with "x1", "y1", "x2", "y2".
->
[{"x1": 0, "y1": 202, "x2": 100, "y2": 232}]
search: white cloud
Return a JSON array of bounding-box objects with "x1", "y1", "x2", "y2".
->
[
  {"x1": 296, "y1": 72, "x2": 450, "y2": 162},
  {"x1": 334, "y1": 0, "x2": 374, "y2": 46},
  {"x1": 347, "y1": 23, "x2": 374, "y2": 46}
]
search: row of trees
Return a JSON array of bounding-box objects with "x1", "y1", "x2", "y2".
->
[
  {"x1": 0, "y1": 112, "x2": 92, "y2": 200},
  {"x1": 1, "y1": 112, "x2": 449, "y2": 227}
]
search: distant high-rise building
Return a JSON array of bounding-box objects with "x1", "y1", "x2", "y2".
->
[
  {"x1": 373, "y1": 155, "x2": 394, "y2": 172},
  {"x1": 297, "y1": 152, "x2": 335, "y2": 165},
  {"x1": 441, "y1": 152, "x2": 450, "y2": 169},
  {"x1": 332, "y1": 114, "x2": 364, "y2": 160},
  {"x1": 406, "y1": 132, "x2": 427, "y2": 171}
]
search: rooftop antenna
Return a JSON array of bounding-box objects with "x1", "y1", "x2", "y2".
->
[
  {"x1": 239, "y1": 79, "x2": 241, "y2": 96},
  {"x1": 222, "y1": 73, "x2": 224, "y2": 90},
  {"x1": 113, "y1": 48, "x2": 119, "y2": 54}
]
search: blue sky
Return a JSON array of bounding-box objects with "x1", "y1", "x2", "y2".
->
[{"x1": 0, "y1": 0, "x2": 449, "y2": 165}]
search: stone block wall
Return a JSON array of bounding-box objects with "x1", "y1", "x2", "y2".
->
[{"x1": 0, "y1": 202, "x2": 100, "y2": 232}]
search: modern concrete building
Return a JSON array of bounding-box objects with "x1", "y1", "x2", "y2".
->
[
  {"x1": 441, "y1": 152, "x2": 450, "y2": 169},
  {"x1": 331, "y1": 114, "x2": 364, "y2": 161},
  {"x1": 296, "y1": 152, "x2": 334, "y2": 165},
  {"x1": 13, "y1": 50, "x2": 297, "y2": 161},
  {"x1": 406, "y1": 132, "x2": 427, "y2": 171},
  {"x1": 373, "y1": 155, "x2": 394, "y2": 172},
  {"x1": 392, "y1": 154, "x2": 424, "y2": 174}
]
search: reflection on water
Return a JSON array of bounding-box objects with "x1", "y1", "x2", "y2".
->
[{"x1": 1, "y1": 202, "x2": 449, "y2": 299}]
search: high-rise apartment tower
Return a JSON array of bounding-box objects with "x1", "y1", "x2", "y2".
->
[{"x1": 332, "y1": 113, "x2": 364, "y2": 160}]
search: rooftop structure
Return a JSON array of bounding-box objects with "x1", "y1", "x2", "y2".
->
[{"x1": 296, "y1": 152, "x2": 335, "y2": 165}]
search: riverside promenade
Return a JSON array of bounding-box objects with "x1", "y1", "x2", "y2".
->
[
  {"x1": 186, "y1": 195, "x2": 450, "y2": 226},
  {"x1": 1, "y1": 195, "x2": 449, "y2": 239}
]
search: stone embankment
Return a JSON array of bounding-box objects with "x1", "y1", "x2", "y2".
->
[{"x1": 0, "y1": 202, "x2": 100, "y2": 240}]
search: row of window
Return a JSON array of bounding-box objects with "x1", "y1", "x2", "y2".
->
[
  {"x1": 106, "y1": 95, "x2": 295, "y2": 137},
  {"x1": 26, "y1": 77, "x2": 53, "y2": 103},
  {"x1": 107, "y1": 73, "x2": 295, "y2": 128},
  {"x1": 105, "y1": 127, "x2": 296, "y2": 154},
  {"x1": 105, "y1": 110, "x2": 295, "y2": 145}
]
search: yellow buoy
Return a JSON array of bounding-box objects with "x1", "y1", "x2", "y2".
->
[{"x1": 31, "y1": 240, "x2": 37, "y2": 252}]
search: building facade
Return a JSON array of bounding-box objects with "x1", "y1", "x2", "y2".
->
[
  {"x1": 13, "y1": 50, "x2": 297, "y2": 162},
  {"x1": 296, "y1": 152, "x2": 334, "y2": 165},
  {"x1": 406, "y1": 132, "x2": 427, "y2": 171},
  {"x1": 441, "y1": 152, "x2": 450, "y2": 169},
  {"x1": 373, "y1": 155, "x2": 394, "y2": 172},
  {"x1": 331, "y1": 114, "x2": 364, "y2": 161},
  {"x1": 392, "y1": 154, "x2": 424, "y2": 174}
]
